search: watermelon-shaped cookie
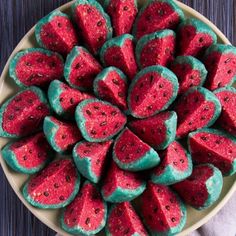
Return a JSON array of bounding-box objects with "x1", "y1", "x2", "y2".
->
[
  {"x1": 170, "y1": 56, "x2": 207, "y2": 95},
  {"x1": 9, "y1": 48, "x2": 64, "y2": 88},
  {"x1": 101, "y1": 162, "x2": 146, "y2": 203},
  {"x1": 75, "y1": 99, "x2": 127, "y2": 142},
  {"x1": 136, "y1": 29, "x2": 176, "y2": 68},
  {"x1": 48, "y1": 80, "x2": 93, "y2": 119},
  {"x1": 214, "y1": 87, "x2": 236, "y2": 135},
  {"x1": 141, "y1": 182, "x2": 186, "y2": 235},
  {"x1": 106, "y1": 202, "x2": 148, "y2": 236},
  {"x1": 43, "y1": 116, "x2": 82, "y2": 154},
  {"x1": 93, "y1": 67, "x2": 128, "y2": 112},
  {"x1": 133, "y1": 0, "x2": 184, "y2": 40},
  {"x1": 129, "y1": 111, "x2": 177, "y2": 150},
  {"x1": 73, "y1": 140, "x2": 113, "y2": 183},
  {"x1": 0, "y1": 87, "x2": 51, "y2": 138},
  {"x1": 72, "y1": 0, "x2": 112, "y2": 54},
  {"x1": 173, "y1": 164, "x2": 223, "y2": 210},
  {"x1": 64, "y1": 46, "x2": 102, "y2": 91},
  {"x1": 2, "y1": 132, "x2": 53, "y2": 174},
  {"x1": 128, "y1": 65, "x2": 179, "y2": 118},
  {"x1": 188, "y1": 128, "x2": 236, "y2": 176},
  {"x1": 104, "y1": 0, "x2": 138, "y2": 36},
  {"x1": 23, "y1": 159, "x2": 80, "y2": 209},
  {"x1": 61, "y1": 181, "x2": 107, "y2": 235},
  {"x1": 203, "y1": 44, "x2": 236, "y2": 90},
  {"x1": 174, "y1": 87, "x2": 221, "y2": 139},
  {"x1": 177, "y1": 18, "x2": 217, "y2": 57},
  {"x1": 35, "y1": 10, "x2": 78, "y2": 55},
  {"x1": 151, "y1": 141, "x2": 192, "y2": 185},
  {"x1": 100, "y1": 34, "x2": 138, "y2": 79},
  {"x1": 113, "y1": 128, "x2": 160, "y2": 171}
]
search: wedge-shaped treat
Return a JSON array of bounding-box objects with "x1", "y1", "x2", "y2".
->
[
  {"x1": 23, "y1": 159, "x2": 80, "y2": 209},
  {"x1": 72, "y1": 0, "x2": 112, "y2": 54},
  {"x1": 136, "y1": 30, "x2": 176, "y2": 68},
  {"x1": 141, "y1": 182, "x2": 186, "y2": 236},
  {"x1": 100, "y1": 34, "x2": 138, "y2": 79},
  {"x1": 61, "y1": 181, "x2": 107, "y2": 235},
  {"x1": 174, "y1": 87, "x2": 221, "y2": 139},
  {"x1": 188, "y1": 128, "x2": 236, "y2": 176},
  {"x1": 113, "y1": 128, "x2": 160, "y2": 171},
  {"x1": 43, "y1": 116, "x2": 82, "y2": 153},
  {"x1": 35, "y1": 10, "x2": 78, "y2": 55},
  {"x1": 64, "y1": 46, "x2": 102, "y2": 91},
  {"x1": 0, "y1": 87, "x2": 51, "y2": 138},
  {"x1": 75, "y1": 99, "x2": 127, "y2": 142},
  {"x1": 173, "y1": 164, "x2": 223, "y2": 210},
  {"x1": 101, "y1": 162, "x2": 146, "y2": 203},
  {"x1": 73, "y1": 140, "x2": 113, "y2": 183},
  {"x1": 128, "y1": 65, "x2": 179, "y2": 118},
  {"x1": 129, "y1": 111, "x2": 177, "y2": 150}
]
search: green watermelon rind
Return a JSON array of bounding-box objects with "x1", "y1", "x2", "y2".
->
[
  {"x1": 188, "y1": 128, "x2": 236, "y2": 176},
  {"x1": 60, "y1": 180, "x2": 107, "y2": 235},
  {"x1": 9, "y1": 48, "x2": 64, "y2": 88},
  {"x1": 132, "y1": 0, "x2": 184, "y2": 40},
  {"x1": 0, "y1": 86, "x2": 51, "y2": 138},
  {"x1": 128, "y1": 65, "x2": 179, "y2": 118},
  {"x1": 75, "y1": 98, "x2": 127, "y2": 142},
  {"x1": 103, "y1": 0, "x2": 138, "y2": 10},
  {"x1": 135, "y1": 29, "x2": 176, "y2": 69}
]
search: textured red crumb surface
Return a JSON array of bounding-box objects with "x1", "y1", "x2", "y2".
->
[
  {"x1": 189, "y1": 132, "x2": 236, "y2": 174},
  {"x1": 170, "y1": 63, "x2": 202, "y2": 95},
  {"x1": 82, "y1": 101, "x2": 126, "y2": 140},
  {"x1": 96, "y1": 70, "x2": 128, "y2": 110},
  {"x1": 107, "y1": 202, "x2": 148, "y2": 236},
  {"x1": 141, "y1": 183, "x2": 182, "y2": 231},
  {"x1": 40, "y1": 16, "x2": 78, "y2": 55},
  {"x1": 69, "y1": 49, "x2": 102, "y2": 90},
  {"x1": 129, "y1": 72, "x2": 173, "y2": 117},
  {"x1": 204, "y1": 52, "x2": 236, "y2": 90},
  {"x1": 10, "y1": 132, "x2": 51, "y2": 169},
  {"x1": 74, "y1": 4, "x2": 108, "y2": 54},
  {"x1": 140, "y1": 35, "x2": 175, "y2": 68},
  {"x1": 103, "y1": 38, "x2": 137, "y2": 79},
  {"x1": 63, "y1": 182, "x2": 105, "y2": 230},
  {"x1": 107, "y1": 0, "x2": 138, "y2": 36},
  {"x1": 28, "y1": 159, "x2": 78, "y2": 205},
  {"x1": 2, "y1": 90, "x2": 50, "y2": 136},
  {"x1": 102, "y1": 162, "x2": 143, "y2": 197},
  {"x1": 175, "y1": 90, "x2": 215, "y2": 138},
  {"x1": 75, "y1": 141, "x2": 112, "y2": 178},
  {"x1": 114, "y1": 128, "x2": 150, "y2": 164},
  {"x1": 178, "y1": 25, "x2": 214, "y2": 57},
  {"x1": 15, "y1": 52, "x2": 63, "y2": 87},
  {"x1": 135, "y1": 2, "x2": 180, "y2": 39}
]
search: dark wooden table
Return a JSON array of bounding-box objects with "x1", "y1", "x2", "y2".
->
[{"x1": 0, "y1": 0, "x2": 235, "y2": 235}]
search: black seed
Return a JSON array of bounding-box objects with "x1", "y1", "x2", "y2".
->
[
  {"x1": 180, "y1": 159, "x2": 184, "y2": 163},
  {"x1": 8, "y1": 115, "x2": 14, "y2": 120},
  {"x1": 98, "y1": 36, "x2": 104, "y2": 42},
  {"x1": 201, "y1": 116, "x2": 206, "y2": 120},
  {"x1": 170, "y1": 198, "x2": 175, "y2": 203},
  {"x1": 147, "y1": 105, "x2": 153, "y2": 110},
  {"x1": 100, "y1": 121, "x2": 107, "y2": 126},
  {"x1": 153, "y1": 207, "x2": 158, "y2": 213},
  {"x1": 125, "y1": 155, "x2": 130, "y2": 160},
  {"x1": 101, "y1": 112, "x2": 106, "y2": 116},
  {"x1": 70, "y1": 98, "x2": 74, "y2": 104},
  {"x1": 49, "y1": 61, "x2": 56, "y2": 68},
  {"x1": 59, "y1": 196, "x2": 65, "y2": 201},
  {"x1": 194, "y1": 97, "x2": 199, "y2": 103},
  {"x1": 173, "y1": 161, "x2": 178, "y2": 165},
  {"x1": 83, "y1": 149, "x2": 90, "y2": 154},
  {"x1": 159, "y1": 84, "x2": 163, "y2": 88},
  {"x1": 37, "y1": 105, "x2": 43, "y2": 110},
  {"x1": 140, "y1": 82, "x2": 144, "y2": 88},
  {"x1": 166, "y1": 205, "x2": 170, "y2": 210},
  {"x1": 23, "y1": 155, "x2": 27, "y2": 160},
  {"x1": 95, "y1": 208, "x2": 100, "y2": 214},
  {"x1": 72, "y1": 218, "x2": 76, "y2": 222},
  {"x1": 29, "y1": 149, "x2": 32, "y2": 154},
  {"x1": 77, "y1": 76, "x2": 83, "y2": 81},
  {"x1": 28, "y1": 115, "x2": 34, "y2": 120},
  {"x1": 86, "y1": 110, "x2": 92, "y2": 115},
  {"x1": 28, "y1": 99, "x2": 33, "y2": 104},
  {"x1": 163, "y1": 92, "x2": 167, "y2": 97},
  {"x1": 225, "y1": 58, "x2": 231, "y2": 63},
  {"x1": 123, "y1": 6, "x2": 128, "y2": 10},
  {"x1": 171, "y1": 217, "x2": 176, "y2": 222},
  {"x1": 62, "y1": 134, "x2": 67, "y2": 139},
  {"x1": 15, "y1": 97, "x2": 22, "y2": 102},
  {"x1": 54, "y1": 183, "x2": 59, "y2": 188},
  {"x1": 118, "y1": 92, "x2": 124, "y2": 97},
  {"x1": 204, "y1": 106, "x2": 209, "y2": 111},
  {"x1": 218, "y1": 82, "x2": 222, "y2": 87},
  {"x1": 137, "y1": 147, "x2": 141, "y2": 153},
  {"x1": 215, "y1": 140, "x2": 221, "y2": 144},
  {"x1": 124, "y1": 229, "x2": 130, "y2": 234},
  {"x1": 44, "y1": 191, "x2": 49, "y2": 197},
  {"x1": 97, "y1": 21, "x2": 102, "y2": 26},
  {"x1": 75, "y1": 63, "x2": 80, "y2": 69},
  {"x1": 91, "y1": 130, "x2": 96, "y2": 135},
  {"x1": 85, "y1": 218, "x2": 90, "y2": 225},
  {"x1": 188, "y1": 121, "x2": 192, "y2": 125},
  {"x1": 94, "y1": 106, "x2": 99, "y2": 110},
  {"x1": 103, "y1": 131, "x2": 107, "y2": 136},
  {"x1": 111, "y1": 111, "x2": 117, "y2": 116},
  {"x1": 157, "y1": 188, "x2": 161, "y2": 193},
  {"x1": 59, "y1": 97, "x2": 64, "y2": 102},
  {"x1": 228, "y1": 70, "x2": 232, "y2": 74},
  {"x1": 224, "y1": 97, "x2": 230, "y2": 102},
  {"x1": 66, "y1": 175, "x2": 71, "y2": 182},
  {"x1": 229, "y1": 149, "x2": 233, "y2": 154},
  {"x1": 57, "y1": 22, "x2": 62, "y2": 27},
  {"x1": 87, "y1": 8, "x2": 92, "y2": 13},
  {"x1": 199, "y1": 37, "x2": 204, "y2": 43},
  {"x1": 159, "y1": 220, "x2": 164, "y2": 226},
  {"x1": 121, "y1": 145, "x2": 126, "y2": 152},
  {"x1": 201, "y1": 136, "x2": 207, "y2": 141},
  {"x1": 37, "y1": 57, "x2": 43, "y2": 63},
  {"x1": 115, "y1": 123, "x2": 120, "y2": 129},
  {"x1": 25, "y1": 62, "x2": 31, "y2": 66},
  {"x1": 135, "y1": 95, "x2": 139, "y2": 102},
  {"x1": 31, "y1": 183, "x2": 36, "y2": 187},
  {"x1": 112, "y1": 79, "x2": 119, "y2": 85},
  {"x1": 157, "y1": 9, "x2": 165, "y2": 16},
  {"x1": 207, "y1": 152, "x2": 212, "y2": 157},
  {"x1": 96, "y1": 159, "x2": 101, "y2": 165}
]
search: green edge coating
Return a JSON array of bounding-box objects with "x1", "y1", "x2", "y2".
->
[
  {"x1": 100, "y1": 34, "x2": 134, "y2": 66},
  {"x1": 0, "y1": 86, "x2": 51, "y2": 138},
  {"x1": 22, "y1": 168, "x2": 81, "y2": 209},
  {"x1": 127, "y1": 65, "x2": 179, "y2": 118},
  {"x1": 60, "y1": 180, "x2": 107, "y2": 235},
  {"x1": 188, "y1": 128, "x2": 236, "y2": 176},
  {"x1": 214, "y1": 85, "x2": 236, "y2": 95},
  {"x1": 103, "y1": 0, "x2": 138, "y2": 10},
  {"x1": 75, "y1": 98, "x2": 127, "y2": 142},
  {"x1": 132, "y1": 0, "x2": 184, "y2": 40},
  {"x1": 135, "y1": 29, "x2": 176, "y2": 69},
  {"x1": 9, "y1": 48, "x2": 64, "y2": 88}
]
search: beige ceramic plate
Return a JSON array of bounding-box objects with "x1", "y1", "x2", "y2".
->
[{"x1": 0, "y1": 1, "x2": 235, "y2": 235}]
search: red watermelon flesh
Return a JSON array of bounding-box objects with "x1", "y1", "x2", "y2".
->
[
  {"x1": 27, "y1": 159, "x2": 78, "y2": 205},
  {"x1": 106, "y1": 0, "x2": 138, "y2": 36},
  {"x1": 107, "y1": 202, "x2": 148, "y2": 236},
  {"x1": 40, "y1": 16, "x2": 78, "y2": 55}
]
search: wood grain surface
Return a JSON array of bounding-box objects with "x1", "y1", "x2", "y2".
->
[{"x1": 0, "y1": 0, "x2": 235, "y2": 235}]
